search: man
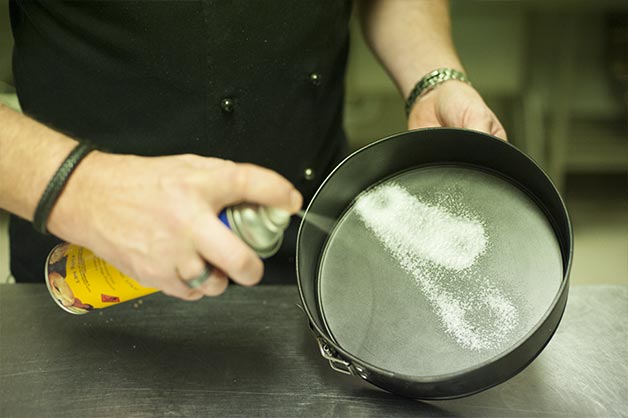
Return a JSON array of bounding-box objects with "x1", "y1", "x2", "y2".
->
[{"x1": 0, "y1": 0, "x2": 506, "y2": 301}]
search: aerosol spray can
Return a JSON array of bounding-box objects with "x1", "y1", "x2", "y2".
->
[{"x1": 45, "y1": 204, "x2": 291, "y2": 314}]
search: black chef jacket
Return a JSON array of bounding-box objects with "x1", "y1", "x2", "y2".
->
[{"x1": 9, "y1": 0, "x2": 353, "y2": 283}]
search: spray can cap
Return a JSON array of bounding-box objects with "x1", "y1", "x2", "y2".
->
[
  {"x1": 228, "y1": 205, "x2": 291, "y2": 258},
  {"x1": 262, "y1": 207, "x2": 291, "y2": 231}
]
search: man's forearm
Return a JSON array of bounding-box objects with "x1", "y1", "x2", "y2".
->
[
  {"x1": 357, "y1": 0, "x2": 464, "y2": 98},
  {"x1": 0, "y1": 104, "x2": 80, "y2": 222}
]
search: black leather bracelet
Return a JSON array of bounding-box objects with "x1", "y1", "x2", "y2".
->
[{"x1": 33, "y1": 142, "x2": 96, "y2": 234}]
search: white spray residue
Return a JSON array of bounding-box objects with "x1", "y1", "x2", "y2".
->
[
  {"x1": 355, "y1": 183, "x2": 518, "y2": 351},
  {"x1": 355, "y1": 183, "x2": 487, "y2": 270}
]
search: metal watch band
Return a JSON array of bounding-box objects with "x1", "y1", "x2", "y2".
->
[
  {"x1": 405, "y1": 68, "x2": 471, "y2": 116},
  {"x1": 33, "y1": 142, "x2": 96, "y2": 234}
]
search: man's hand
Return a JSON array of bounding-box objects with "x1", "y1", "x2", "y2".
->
[
  {"x1": 0, "y1": 104, "x2": 302, "y2": 300},
  {"x1": 47, "y1": 153, "x2": 303, "y2": 301},
  {"x1": 407, "y1": 81, "x2": 507, "y2": 141},
  {"x1": 357, "y1": 0, "x2": 507, "y2": 140}
]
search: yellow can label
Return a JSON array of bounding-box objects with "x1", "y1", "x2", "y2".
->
[{"x1": 46, "y1": 243, "x2": 158, "y2": 314}]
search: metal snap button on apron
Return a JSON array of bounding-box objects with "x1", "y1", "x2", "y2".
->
[
  {"x1": 304, "y1": 168, "x2": 315, "y2": 180},
  {"x1": 309, "y1": 72, "x2": 322, "y2": 86},
  {"x1": 220, "y1": 97, "x2": 235, "y2": 112}
]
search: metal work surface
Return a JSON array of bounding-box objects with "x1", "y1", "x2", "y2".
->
[
  {"x1": 319, "y1": 166, "x2": 563, "y2": 377},
  {"x1": 0, "y1": 284, "x2": 626, "y2": 418}
]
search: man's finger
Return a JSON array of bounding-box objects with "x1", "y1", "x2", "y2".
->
[
  {"x1": 491, "y1": 119, "x2": 508, "y2": 142},
  {"x1": 199, "y1": 269, "x2": 229, "y2": 297},
  {"x1": 192, "y1": 215, "x2": 264, "y2": 287},
  {"x1": 210, "y1": 162, "x2": 302, "y2": 213},
  {"x1": 177, "y1": 255, "x2": 211, "y2": 289},
  {"x1": 161, "y1": 276, "x2": 205, "y2": 301},
  {"x1": 463, "y1": 110, "x2": 494, "y2": 136}
]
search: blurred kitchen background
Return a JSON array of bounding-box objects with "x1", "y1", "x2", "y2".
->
[{"x1": 0, "y1": 1, "x2": 626, "y2": 285}]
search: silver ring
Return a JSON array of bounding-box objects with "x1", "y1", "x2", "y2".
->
[{"x1": 185, "y1": 265, "x2": 213, "y2": 289}]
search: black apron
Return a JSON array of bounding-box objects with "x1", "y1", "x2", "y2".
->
[{"x1": 9, "y1": 0, "x2": 352, "y2": 283}]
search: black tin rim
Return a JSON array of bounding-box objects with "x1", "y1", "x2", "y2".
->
[{"x1": 296, "y1": 127, "x2": 573, "y2": 398}]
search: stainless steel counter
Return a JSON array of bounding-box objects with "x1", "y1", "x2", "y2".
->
[{"x1": 0, "y1": 284, "x2": 626, "y2": 417}]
